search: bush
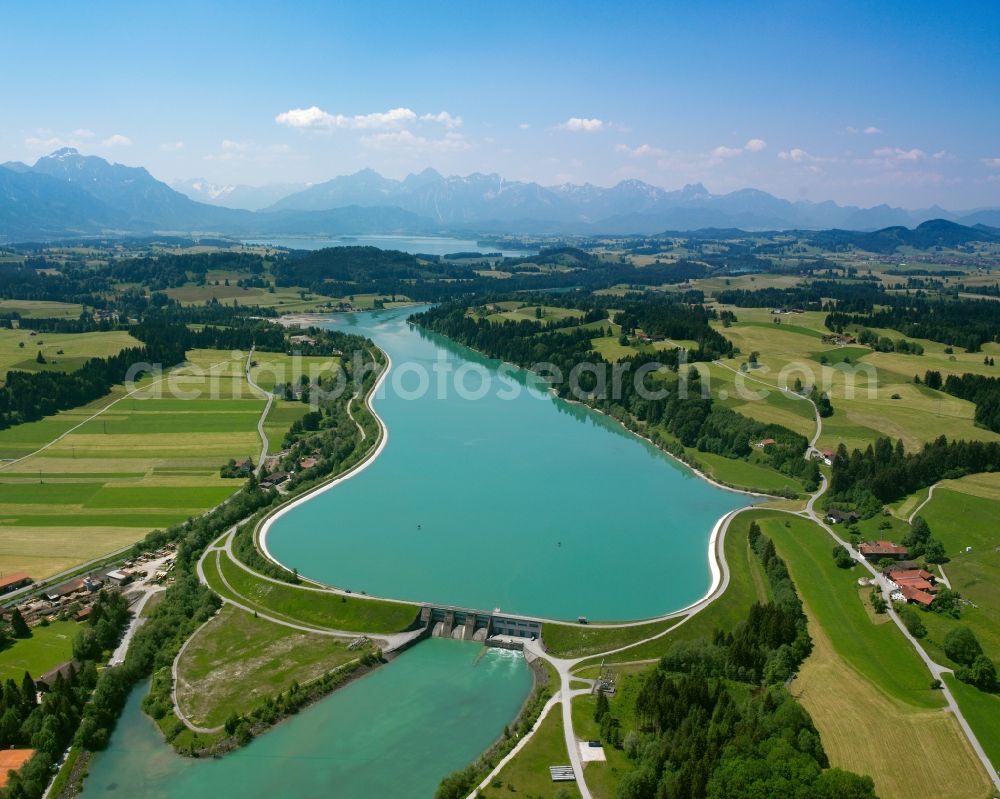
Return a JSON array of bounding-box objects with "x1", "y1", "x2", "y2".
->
[
  {"x1": 899, "y1": 607, "x2": 927, "y2": 638},
  {"x1": 832, "y1": 545, "x2": 854, "y2": 569},
  {"x1": 943, "y1": 627, "x2": 982, "y2": 666}
]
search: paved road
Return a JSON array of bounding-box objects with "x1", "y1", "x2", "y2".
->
[
  {"x1": 244, "y1": 346, "x2": 274, "y2": 476},
  {"x1": 907, "y1": 481, "x2": 939, "y2": 524}
]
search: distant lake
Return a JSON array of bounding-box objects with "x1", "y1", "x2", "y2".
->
[{"x1": 244, "y1": 234, "x2": 534, "y2": 257}]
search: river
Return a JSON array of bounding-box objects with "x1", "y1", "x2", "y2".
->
[
  {"x1": 265, "y1": 306, "x2": 750, "y2": 620},
  {"x1": 80, "y1": 639, "x2": 531, "y2": 799}
]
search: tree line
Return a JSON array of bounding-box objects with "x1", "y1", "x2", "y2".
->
[{"x1": 828, "y1": 435, "x2": 1000, "y2": 512}]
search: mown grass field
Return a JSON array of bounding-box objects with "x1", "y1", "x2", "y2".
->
[
  {"x1": 486, "y1": 706, "x2": 580, "y2": 799},
  {"x1": 0, "y1": 328, "x2": 140, "y2": 379},
  {"x1": 250, "y1": 352, "x2": 340, "y2": 393},
  {"x1": 909, "y1": 476, "x2": 1000, "y2": 768},
  {"x1": 571, "y1": 693, "x2": 634, "y2": 799},
  {"x1": 175, "y1": 605, "x2": 366, "y2": 728},
  {"x1": 0, "y1": 349, "x2": 263, "y2": 578},
  {"x1": 204, "y1": 549, "x2": 419, "y2": 635},
  {"x1": 0, "y1": 299, "x2": 84, "y2": 319},
  {"x1": 0, "y1": 620, "x2": 78, "y2": 682},
  {"x1": 754, "y1": 512, "x2": 995, "y2": 798}
]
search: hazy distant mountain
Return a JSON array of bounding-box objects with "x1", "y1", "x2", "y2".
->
[
  {"x1": 171, "y1": 178, "x2": 308, "y2": 211},
  {"x1": 2, "y1": 149, "x2": 999, "y2": 242},
  {"x1": 269, "y1": 168, "x2": 983, "y2": 233}
]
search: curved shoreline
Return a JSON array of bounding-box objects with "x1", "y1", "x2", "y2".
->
[
  {"x1": 255, "y1": 313, "x2": 761, "y2": 627},
  {"x1": 258, "y1": 346, "x2": 393, "y2": 569}
]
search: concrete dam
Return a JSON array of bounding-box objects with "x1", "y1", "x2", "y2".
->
[{"x1": 420, "y1": 604, "x2": 542, "y2": 643}]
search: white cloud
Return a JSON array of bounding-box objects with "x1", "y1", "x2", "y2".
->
[
  {"x1": 744, "y1": 138, "x2": 767, "y2": 152},
  {"x1": 559, "y1": 117, "x2": 605, "y2": 133},
  {"x1": 275, "y1": 105, "x2": 467, "y2": 132},
  {"x1": 102, "y1": 134, "x2": 132, "y2": 147},
  {"x1": 778, "y1": 148, "x2": 810, "y2": 162},
  {"x1": 72, "y1": 128, "x2": 95, "y2": 138},
  {"x1": 873, "y1": 147, "x2": 926, "y2": 161},
  {"x1": 24, "y1": 135, "x2": 73, "y2": 151},
  {"x1": 519, "y1": 122, "x2": 531, "y2": 130},
  {"x1": 711, "y1": 145, "x2": 743, "y2": 159},
  {"x1": 160, "y1": 141, "x2": 185, "y2": 152},
  {"x1": 864, "y1": 126, "x2": 882, "y2": 135},
  {"x1": 420, "y1": 111, "x2": 462, "y2": 128},
  {"x1": 981, "y1": 157, "x2": 1000, "y2": 168},
  {"x1": 615, "y1": 143, "x2": 665, "y2": 158}
]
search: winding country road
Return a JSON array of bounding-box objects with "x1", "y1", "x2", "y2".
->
[{"x1": 244, "y1": 346, "x2": 273, "y2": 476}]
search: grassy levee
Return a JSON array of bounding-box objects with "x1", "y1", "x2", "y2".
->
[
  {"x1": 756, "y1": 512, "x2": 994, "y2": 799},
  {"x1": 0, "y1": 619, "x2": 78, "y2": 682},
  {"x1": 208, "y1": 548, "x2": 418, "y2": 634},
  {"x1": 555, "y1": 509, "x2": 766, "y2": 665},
  {"x1": 175, "y1": 605, "x2": 368, "y2": 729},
  {"x1": 486, "y1": 707, "x2": 581, "y2": 799}
]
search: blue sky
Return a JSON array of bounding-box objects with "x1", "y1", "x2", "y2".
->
[{"x1": 2, "y1": 0, "x2": 999, "y2": 208}]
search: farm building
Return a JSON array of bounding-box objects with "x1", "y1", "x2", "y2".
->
[
  {"x1": 0, "y1": 571, "x2": 32, "y2": 596},
  {"x1": 857, "y1": 540, "x2": 908, "y2": 560}
]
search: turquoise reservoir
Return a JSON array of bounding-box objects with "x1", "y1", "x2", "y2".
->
[
  {"x1": 80, "y1": 639, "x2": 531, "y2": 799},
  {"x1": 266, "y1": 307, "x2": 749, "y2": 620}
]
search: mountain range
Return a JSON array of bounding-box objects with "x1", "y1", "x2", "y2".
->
[{"x1": 1, "y1": 148, "x2": 999, "y2": 242}]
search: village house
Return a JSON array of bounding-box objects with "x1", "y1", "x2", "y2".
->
[
  {"x1": 756, "y1": 438, "x2": 777, "y2": 449},
  {"x1": 259, "y1": 471, "x2": 289, "y2": 489},
  {"x1": 857, "y1": 540, "x2": 909, "y2": 560},
  {"x1": 299, "y1": 456, "x2": 318, "y2": 469},
  {"x1": 826, "y1": 509, "x2": 861, "y2": 525},
  {"x1": 35, "y1": 660, "x2": 81, "y2": 692},
  {"x1": 289, "y1": 334, "x2": 317, "y2": 347}
]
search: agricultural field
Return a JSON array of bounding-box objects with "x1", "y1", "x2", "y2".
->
[
  {"x1": 755, "y1": 512, "x2": 994, "y2": 798},
  {"x1": 0, "y1": 349, "x2": 264, "y2": 579},
  {"x1": 0, "y1": 328, "x2": 140, "y2": 378},
  {"x1": 249, "y1": 351, "x2": 341, "y2": 393},
  {"x1": 485, "y1": 304, "x2": 585, "y2": 324},
  {"x1": 0, "y1": 619, "x2": 78, "y2": 682},
  {"x1": 174, "y1": 605, "x2": 368, "y2": 729},
  {"x1": 709, "y1": 306, "x2": 1000, "y2": 453},
  {"x1": 0, "y1": 299, "x2": 85, "y2": 319}
]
